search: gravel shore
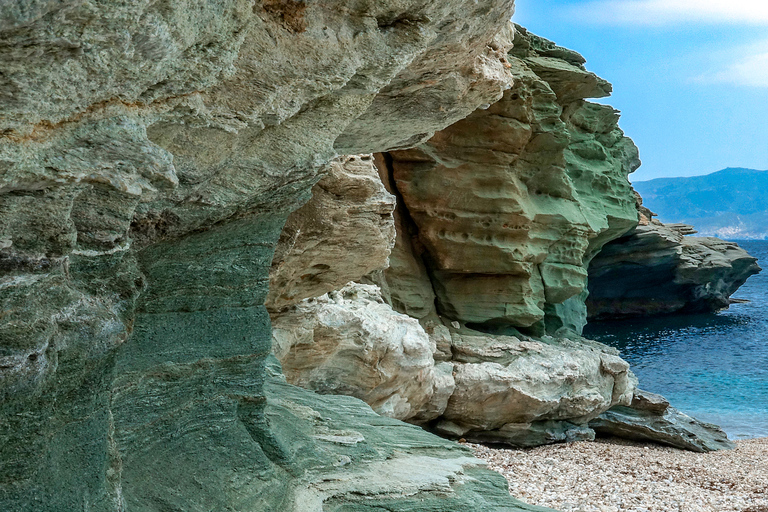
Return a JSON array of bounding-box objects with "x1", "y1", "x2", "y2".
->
[{"x1": 470, "y1": 437, "x2": 768, "y2": 512}]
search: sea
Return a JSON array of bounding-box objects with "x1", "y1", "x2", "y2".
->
[{"x1": 583, "y1": 240, "x2": 768, "y2": 440}]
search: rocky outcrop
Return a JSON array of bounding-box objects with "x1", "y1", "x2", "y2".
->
[
  {"x1": 587, "y1": 200, "x2": 761, "y2": 320},
  {"x1": 268, "y1": 27, "x2": 738, "y2": 453},
  {"x1": 269, "y1": 21, "x2": 757, "y2": 463},
  {"x1": 433, "y1": 329, "x2": 636, "y2": 446},
  {"x1": 260, "y1": 360, "x2": 557, "y2": 512},
  {"x1": 0, "y1": 2, "x2": 524, "y2": 510},
  {"x1": 590, "y1": 390, "x2": 736, "y2": 452},
  {"x1": 267, "y1": 155, "x2": 396, "y2": 310},
  {"x1": 382, "y1": 25, "x2": 640, "y2": 335},
  {"x1": 272, "y1": 283, "x2": 452, "y2": 422},
  {"x1": 274, "y1": 282, "x2": 637, "y2": 445}
]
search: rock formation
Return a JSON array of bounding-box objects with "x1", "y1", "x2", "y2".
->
[
  {"x1": 590, "y1": 390, "x2": 735, "y2": 452},
  {"x1": 268, "y1": 26, "x2": 750, "y2": 455},
  {"x1": 267, "y1": 155, "x2": 396, "y2": 310},
  {"x1": 1, "y1": 3, "x2": 752, "y2": 510},
  {"x1": 0, "y1": 2, "x2": 534, "y2": 510},
  {"x1": 272, "y1": 282, "x2": 450, "y2": 422},
  {"x1": 587, "y1": 197, "x2": 761, "y2": 320},
  {"x1": 382, "y1": 25, "x2": 641, "y2": 336},
  {"x1": 271, "y1": 27, "x2": 642, "y2": 448}
]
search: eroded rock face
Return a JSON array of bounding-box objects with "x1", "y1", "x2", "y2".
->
[
  {"x1": 0, "y1": 2, "x2": 520, "y2": 510},
  {"x1": 272, "y1": 283, "x2": 452, "y2": 422},
  {"x1": 264, "y1": 25, "x2": 746, "y2": 456},
  {"x1": 267, "y1": 155, "x2": 396, "y2": 310},
  {"x1": 383, "y1": 25, "x2": 640, "y2": 334},
  {"x1": 273, "y1": 283, "x2": 637, "y2": 446},
  {"x1": 267, "y1": 27, "x2": 645, "y2": 449},
  {"x1": 587, "y1": 215, "x2": 761, "y2": 320}
]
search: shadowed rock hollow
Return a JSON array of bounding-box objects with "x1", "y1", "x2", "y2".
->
[{"x1": 587, "y1": 197, "x2": 761, "y2": 320}]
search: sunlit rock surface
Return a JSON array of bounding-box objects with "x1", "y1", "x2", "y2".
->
[
  {"x1": 272, "y1": 283, "x2": 451, "y2": 422},
  {"x1": 435, "y1": 329, "x2": 637, "y2": 446}
]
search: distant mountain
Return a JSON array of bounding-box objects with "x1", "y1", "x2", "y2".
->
[{"x1": 633, "y1": 168, "x2": 768, "y2": 240}]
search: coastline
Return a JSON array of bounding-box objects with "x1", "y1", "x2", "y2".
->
[{"x1": 471, "y1": 437, "x2": 768, "y2": 512}]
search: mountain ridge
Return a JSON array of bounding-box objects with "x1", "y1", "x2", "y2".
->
[{"x1": 633, "y1": 167, "x2": 768, "y2": 239}]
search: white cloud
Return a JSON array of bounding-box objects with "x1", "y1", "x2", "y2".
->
[
  {"x1": 572, "y1": 0, "x2": 768, "y2": 25},
  {"x1": 697, "y1": 48, "x2": 768, "y2": 87}
]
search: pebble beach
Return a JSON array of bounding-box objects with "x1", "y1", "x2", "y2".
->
[{"x1": 470, "y1": 437, "x2": 768, "y2": 512}]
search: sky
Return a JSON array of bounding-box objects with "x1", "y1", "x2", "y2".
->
[{"x1": 512, "y1": 0, "x2": 768, "y2": 181}]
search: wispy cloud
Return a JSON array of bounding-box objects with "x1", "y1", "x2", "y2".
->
[
  {"x1": 571, "y1": 0, "x2": 768, "y2": 26},
  {"x1": 696, "y1": 44, "x2": 768, "y2": 87}
]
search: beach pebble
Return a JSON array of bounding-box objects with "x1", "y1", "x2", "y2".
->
[{"x1": 471, "y1": 437, "x2": 768, "y2": 512}]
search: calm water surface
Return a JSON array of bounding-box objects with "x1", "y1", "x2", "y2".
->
[{"x1": 584, "y1": 240, "x2": 768, "y2": 439}]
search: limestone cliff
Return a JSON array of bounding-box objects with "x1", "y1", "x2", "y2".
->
[
  {"x1": 0, "y1": 4, "x2": 748, "y2": 511},
  {"x1": 269, "y1": 26, "x2": 737, "y2": 452},
  {"x1": 0, "y1": 3, "x2": 533, "y2": 511}
]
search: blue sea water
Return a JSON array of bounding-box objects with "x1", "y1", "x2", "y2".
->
[{"x1": 583, "y1": 240, "x2": 768, "y2": 439}]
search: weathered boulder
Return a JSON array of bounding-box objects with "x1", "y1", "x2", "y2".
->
[
  {"x1": 273, "y1": 281, "x2": 638, "y2": 446},
  {"x1": 590, "y1": 390, "x2": 736, "y2": 452},
  {"x1": 267, "y1": 155, "x2": 396, "y2": 310},
  {"x1": 272, "y1": 283, "x2": 453, "y2": 422},
  {"x1": 432, "y1": 329, "x2": 636, "y2": 445},
  {"x1": 587, "y1": 207, "x2": 761, "y2": 320},
  {"x1": 0, "y1": 2, "x2": 522, "y2": 510},
  {"x1": 381, "y1": 25, "x2": 640, "y2": 334}
]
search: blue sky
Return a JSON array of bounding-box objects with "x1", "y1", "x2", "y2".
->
[{"x1": 512, "y1": 0, "x2": 768, "y2": 181}]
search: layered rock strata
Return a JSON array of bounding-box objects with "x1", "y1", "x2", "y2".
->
[
  {"x1": 0, "y1": 3, "x2": 526, "y2": 510},
  {"x1": 587, "y1": 201, "x2": 761, "y2": 320},
  {"x1": 383, "y1": 25, "x2": 641, "y2": 335},
  {"x1": 260, "y1": 360, "x2": 557, "y2": 512}
]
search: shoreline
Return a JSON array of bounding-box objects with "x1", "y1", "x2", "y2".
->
[{"x1": 470, "y1": 437, "x2": 768, "y2": 512}]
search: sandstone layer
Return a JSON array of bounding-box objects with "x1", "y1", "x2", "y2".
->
[
  {"x1": 587, "y1": 201, "x2": 761, "y2": 320},
  {"x1": 382, "y1": 25, "x2": 641, "y2": 335},
  {"x1": 0, "y1": 2, "x2": 526, "y2": 510}
]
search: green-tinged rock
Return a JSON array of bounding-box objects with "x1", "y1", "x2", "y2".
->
[
  {"x1": 382, "y1": 25, "x2": 639, "y2": 334},
  {"x1": 1, "y1": 2, "x2": 520, "y2": 509},
  {"x1": 263, "y1": 361, "x2": 558, "y2": 512}
]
